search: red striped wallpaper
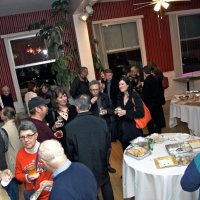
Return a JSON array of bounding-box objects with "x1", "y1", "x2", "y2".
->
[
  {"x1": 0, "y1": 10, "x2": 78, "y2": 101},
  {"x1": 87, "y1": 0, "x2": 200, "y2": 72}
]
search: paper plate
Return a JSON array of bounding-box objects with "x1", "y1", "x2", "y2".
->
[
  {"x1": 1, "y1": 179, "x2": 10, "y2": 187},
  {"x1": 175, "y1": 133, "x2": 190, "y2": 141}
]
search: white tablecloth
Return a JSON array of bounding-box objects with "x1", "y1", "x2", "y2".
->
[
  {"x1": 122, "y1": 133, "x2": 199, "y2": 200},
  {"x1": 169, "y1": 102, "x2": 200, "y2": 136}
]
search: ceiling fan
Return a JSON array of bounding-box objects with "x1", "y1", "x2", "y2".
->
[{"x1": 133, "y1": 0, "x2": 191, "y2": 12}]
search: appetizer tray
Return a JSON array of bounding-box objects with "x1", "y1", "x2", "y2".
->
[
  {"x1": 188, "y1": 139, "x2": 200, "y2": 149},
  {"x1": 147, "y1": 133, "x2": 164, "y2": 143},
  {"x1": 130, "y1": 137, "x2": 148, "y2": 148},
  {"x1": 125, "y1": 146, "x2": 151, "y2": 160},
  {"x1": 165, "y1": 142, "x2": 193, "y2": 156},
  {"x1": 175, "y1": 153, "x2": 195, "y2": 166},
  {"x1": 154, "y1": 156, "x2": 178, "y2": 169}
]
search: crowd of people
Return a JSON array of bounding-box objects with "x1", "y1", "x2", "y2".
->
[{"x1": 1, "y1": 63, "x2": 199, "y2": 199}]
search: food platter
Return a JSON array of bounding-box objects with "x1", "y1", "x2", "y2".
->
[
  {"x1": 130, "y1": 137, "x2": 148, "y2": 147},
  {"x1": 125, "y1": 146, "x2": 151, "y2": 160},
  {"x1": 175, "y1": 153, "x2": 195, "y2": 166},
  {"x1": 165, "y1": 142, "x2": 193, "y2": 156},
  {"x1": 188, "y1": 139, "x2": 200, "y2": 149},
  {"x1": 147, "y1": 133, "x2": 164, "y2": 143},
  {"x1": 154, "y1": 156, "x2": 178, "y2": 169}
]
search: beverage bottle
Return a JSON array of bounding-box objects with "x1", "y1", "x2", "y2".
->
[{"x1": 148, "y1": 138, "x2": 154, "y2": 151}]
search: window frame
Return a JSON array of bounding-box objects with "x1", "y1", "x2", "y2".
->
[
  {"x1": 167, "y1": 8, "x2": 200, "y2": 77},
  {"x1": 92, "y1": 16, "x2": 147, "y2": 69},
  {"x1": 1, "y1": 30, "x2": 56, "y2": 112}
]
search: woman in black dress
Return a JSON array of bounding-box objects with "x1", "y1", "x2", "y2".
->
[
  {"x1": 115, "y1": 76, "x2": 144, "y2": 150},
  {"x1": 47, "y1": 87, "x2": 77, "y2": 154}
]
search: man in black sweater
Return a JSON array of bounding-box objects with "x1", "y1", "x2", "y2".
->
[{"x1": 65, "y1": 95, "x2": 114, "y2": 200}]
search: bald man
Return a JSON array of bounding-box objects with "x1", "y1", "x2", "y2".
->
[{"x1": 39, "y1": 139, "x2": 97, "y2": 200}]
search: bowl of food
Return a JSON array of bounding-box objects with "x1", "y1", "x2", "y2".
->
[
  {"x1": 130, "y1": 137, "x2": 148, "y2": 147},
  {"x1": 149, "y1": 133, "x2": 164, "y2": 143},
  {"x1": 126, "y1": 146, "x2": 150, "y2": 160}
]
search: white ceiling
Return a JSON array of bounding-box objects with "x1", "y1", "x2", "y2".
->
[
  {"x1": 0, "y1": 0, "x2": 54, "y2": 16},
  {"x1": 0, "y1": 0, "x2": 128, "y2": 17}
]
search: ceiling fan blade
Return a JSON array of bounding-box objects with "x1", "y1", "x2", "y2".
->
[
  {"x1": 165, "y1": 0, "x2": 191, "y2": 2},
  {"x1": 154, "y1": 3, "x2": 161, "y2": 11},
  {"x1": 161, "y1": 1, "x2": 170, "y2": 9},
  {"x1": 134, "y1": 2, "x2": 156, "y2": 10},
  {"x1": 133, "y1": 1, "x2": 154, "y2": 6}
]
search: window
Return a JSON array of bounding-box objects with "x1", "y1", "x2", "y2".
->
[
  {"x1": 10, "y1": 35, "x2": 55, "y2": 67},
  {"x1": 92, "y1": 16, "x2": 146, "y2": 79},
  {"x1": 102, "y1": 22, "x2": 139, "y2": 51},
  {"x1": 1, "y1": 31, "x2": 56, "y2": 110},
  {"x1": 168, "y1": 9, "x2": 200, "y2": 76},
  {"x1": 179, "y1": 14, "x2": 200, "y2": 74}
]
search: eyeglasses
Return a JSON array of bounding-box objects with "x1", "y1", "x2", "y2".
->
[
  {"x1": 19, "y1": 133, "x2": 36, "y2": 141},
  {"x1": 90, "y1": 89, "x2": 99, "y2": 91}
]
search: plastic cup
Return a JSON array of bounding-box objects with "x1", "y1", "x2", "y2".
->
[{"x1": 27, "y1": 163, "x2": 37, "y2": 178}]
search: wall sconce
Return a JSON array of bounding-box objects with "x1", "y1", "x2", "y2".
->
[
  {"x1": 85, "y1": 5, "x2": 94, "y2": 15},
  {"x1": 79, "y1": 12, "x2": 89, "y2": 21},
  {"x1": 79, "y1": 5, "x2": 94, "y2": 22}
]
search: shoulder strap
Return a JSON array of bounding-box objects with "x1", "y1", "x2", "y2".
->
[
  {"x1": 33, "y1": 145, "x2": 40, "y2": 187},
  {"x1": 132, "y1": 98, "x2": 136, "y2": 111},
  {"x1": 0, "y1": 128, "x2": 9, "y2": 152}
]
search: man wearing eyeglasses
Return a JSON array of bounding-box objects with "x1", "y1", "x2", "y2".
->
[
  {"x1": 15, "y1": 120, "x2": 52, "y2": 200},
  {"x1": 89, "y1": 80, "x2": 116, "y2": 174},
  {"x1": 27, "y1": 97, "x2": 55, "y2": 142}
]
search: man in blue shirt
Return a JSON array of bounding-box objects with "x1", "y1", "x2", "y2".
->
[{"x1": 39, "y1": 139, "x2": 97, "y2": 200}]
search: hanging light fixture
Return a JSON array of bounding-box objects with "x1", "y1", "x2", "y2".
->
[{"x1": 153, "y1": 0, "x2": 169, "y2": 11}]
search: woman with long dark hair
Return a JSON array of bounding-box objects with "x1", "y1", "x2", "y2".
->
[
  {"x1": 115, "y1": 76, "x2": 144, "y2": 150},
  {"x1": 46, "y1": 87, "x2": 77, "y2": 154}
]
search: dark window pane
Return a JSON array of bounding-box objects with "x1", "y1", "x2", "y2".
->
[
  {"x1": 107, "y1": 49, "x2": 142, "y2": 80},
  {"x1": 16, "y1": 63, "x2": 56, "y2": 100},
  {"x1": 178, "y1": 14, "x2": 200, "y2": 74},
  {"x1": 179, "y1": 14, "x2": 200, "y2": 39},
  {"x1": 11, "y1": 36, "x2": 54, "y2": 66},
  {"x1": 181, "y1": 39, "x2": 200, "y2": 74}
]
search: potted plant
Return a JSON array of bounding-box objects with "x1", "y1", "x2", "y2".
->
[
  {"x1": 90, "y1": 39, "x2": 104, "y2": 80},
  {"x1": 28, "y1": 0, "x2": 78, "y2": 87}
]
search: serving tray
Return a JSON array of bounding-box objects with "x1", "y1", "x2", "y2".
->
[
  {"x1": 147, "y1": 133, "x2": 165, "y2": 143},
  {"x1": 165, "y1": 142, "x2": 193, "y2": 156},
  {"x1": 130, "y1": 137, "x2": 148, "y2": 148},
  {"x1": 188, "y1": 139, "x2": 200, "y2": 149},
  {"x1": 125, "y1": 146, "x2": 151, "y2": 160},
  {"x1": 175, "y1": 152, "x2": 195, "y2": 166},
  {"x1": 154, "y1": 156, "x2": 178, "y2": 169}
]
